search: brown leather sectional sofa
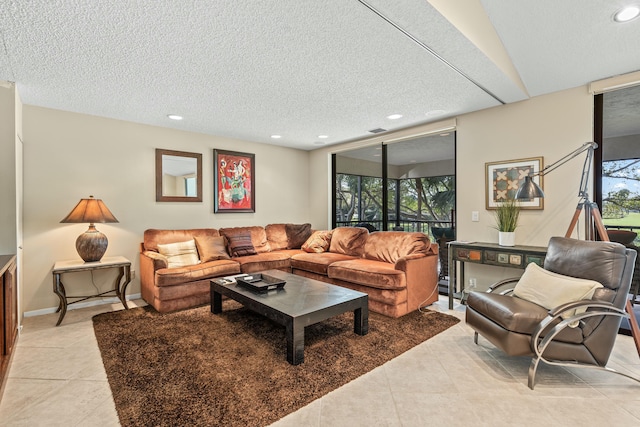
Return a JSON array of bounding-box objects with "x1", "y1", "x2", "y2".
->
[{"x1": 139, "y1": 225, "x2": 439, "y2": 317}]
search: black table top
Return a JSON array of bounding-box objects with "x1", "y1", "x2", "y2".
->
[{"x1": 211, "y1": 269, "x2": 367, "y2": 317}]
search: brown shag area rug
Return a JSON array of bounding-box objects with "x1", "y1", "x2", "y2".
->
[{"x1": 93, "y1": 301, "x2": 459, "y2": 427}]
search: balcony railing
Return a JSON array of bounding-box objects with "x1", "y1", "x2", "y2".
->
[{"x1": 335, "y1": 219, "x2": 454, "y2": 240}]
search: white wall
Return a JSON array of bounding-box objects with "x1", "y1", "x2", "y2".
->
[
  {"x1": 456, "y1": 86, "x2": 593, "y2": 287},
  {"x1": 22, "y1": 106, "x2": 310, "y2": 313},
  {"x1": 0, "y1": 85, "x2": 17, "y2": 253},
  {"x1": 310, "y1": 86, "x2": 594, "y2": 288}
]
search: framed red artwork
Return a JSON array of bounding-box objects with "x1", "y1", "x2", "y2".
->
[{"x1": 213, "y1": 149, "x2": 255, "y2": 213}]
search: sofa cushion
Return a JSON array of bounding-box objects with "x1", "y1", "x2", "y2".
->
[
  {"x1": 194, "y1": 235, "x2": 230, "y2": 262},
  {"x1": 329, "y1": 227, "x2": 368, "y2": 256},
  {"x1": 286, "y1": 223, "x2": 312, "y2": 249},
  {"x1": 144, "y1": 229, "x2": 220, "y2": 252},
  {"x1": 157, "y1": 240, "x2": 200, "y2": 268},
  {"x1": 232, "y1": 251, "x2": 296, "y2": 273},
  {"x1": 364, "y1": 231, "x2": 431, "y2": 264},
  {"x1": 226, "y1": 232, "x2": 257, "y2": 257},
  {"x1": 264, "y1": 223, "x2": 312, "y2": 250},
  {"x1": 290, "y1": 252, "x2": 357, "y2": 275},
  {"x1": 328, "y1": 259, "x2": 406, "y2": 290},
  {"x1": 155, "y1": 259, "x2": 240, "y2": 287},
  {"x1": 302, "y1": 230, "x2": 333, "y2": 253},
  {"x1": 265, "y1": 224, "x2": 288, "y2": 250},
  {"x1": 219, "y1": 226, "x2": 271, "y2": 253}
]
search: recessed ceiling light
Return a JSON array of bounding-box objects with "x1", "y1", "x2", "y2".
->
[
  {"x1": 318, "y1": 135, "x2": 329, "y2": 139},
  {"x1": 614, "y1": 6, "x2": 640, "y2": 22},
  {"x1": 271, "y1": 135, "x2": 282, "y2": 139},
  {"x1": 425, "y1": 110, "x2": 446, "y2": 117},
  {"x1": 167, "y1": 114, "x2": 183, "y2": 120},
  {"x1": 387, "y1": 114, "x2": 403, "y2": 120},
  {"x1": 313, "y1": 141, "x2": 326, "y2": 146}
]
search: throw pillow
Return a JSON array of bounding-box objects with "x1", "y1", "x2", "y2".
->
[
  {"x1": 513, "y1": 262, "x2": 603, "y2": 325},
  {"x1": 194, "y1": 235, "x2": 230, "y2": 262},
  {"x1": 329, "y1": 227, "x2": 369, "y2": 256},
  {"x1": 157, "y1": 239, "x2": 200, "y2": 268},
  {"x1": 226, "y1": 232, "x2": 257, "y2": 257},
  {"x1": 285, "y1": 223, "x2": 312, "y2": 249},
  {"x1": 302, "y1": 230, "x2": 333, "y2": 253}
]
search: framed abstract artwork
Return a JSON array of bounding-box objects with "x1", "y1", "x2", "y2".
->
[
  {"x1": 213, "y1": 149, "x2": 255, "y2": 213},
  {"x1": 485, "y1": 157, "x2": 543, "y2": 210}
]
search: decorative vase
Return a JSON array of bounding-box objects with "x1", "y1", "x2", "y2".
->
[{"x1": 499, "y1": 231, "x2": 515, "y2": 247}]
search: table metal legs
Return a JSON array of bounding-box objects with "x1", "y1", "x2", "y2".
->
[
  {"x1": 53, "y1": 273, "x2": 67, "y2": 326},
  {"x1": 53, "y1": 265, "x2": 131, "y2": 326}
]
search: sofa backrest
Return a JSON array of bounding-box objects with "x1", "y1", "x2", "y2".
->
[
  {"x1": 364, "y1": 231, "x2": 432, "y2": 264},
  {"x1": 265, "y1": 224, "x2": 288, "y2": 250},
  {"x1": 329, "y1": 227, "x2": 369, "y2": 257},
  {"x1": 219, "y1": 226, "x2": 271, "y2": 253},
  {"x1": 143, "y1": 229, "x2": 220, "y2": 252},
  {"x1": 265, "y1": 223, "x2": 312, "y2": 250}
]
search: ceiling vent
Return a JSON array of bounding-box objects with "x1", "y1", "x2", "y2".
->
[{"x1": 368, "y1": 128, "x2": 387, "y2": 134}]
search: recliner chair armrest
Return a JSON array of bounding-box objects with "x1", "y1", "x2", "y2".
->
[
  {"x1": 531, "y1": 300, "x2": 626, "y2": 356},
  {"x1": 547, "y1": 300, "x2": 620, "y2": 318},
  {"x1": 486, "y1": 277, "x2": 520, "y2": 294}
]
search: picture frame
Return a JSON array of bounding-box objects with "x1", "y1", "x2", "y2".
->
[
  {"x1": 485, "y1": 157, "x2": 543, "y2": 210},
  {"x1": 213, "y1": 149, "x2": 255, "y2": 213}
]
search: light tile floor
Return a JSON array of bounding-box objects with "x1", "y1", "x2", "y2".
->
[{"x1": 1, "y1": 296, "x2": 640, "y2": 426}]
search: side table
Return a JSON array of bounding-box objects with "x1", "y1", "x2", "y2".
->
[
  {"x1": 447, "y1": 241, "x2": 547, "y2": 309},
  {"x1": 52, "y1": 256, "x2": 132, "y2": 326}
]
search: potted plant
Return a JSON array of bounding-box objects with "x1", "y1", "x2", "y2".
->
[{"x1": 494, "y1": 198, "x2": 520, "y2": 246}]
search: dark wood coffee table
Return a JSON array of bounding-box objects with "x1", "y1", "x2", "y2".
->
[{"x1": 210, "y1": 269, "x2": 368, "y2": 365}]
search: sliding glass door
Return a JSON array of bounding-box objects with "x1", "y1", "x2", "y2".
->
[
  {"x1": 334, "y1": 144, "x2": 384, "y2": 230},
  {"x1": 333, "y1": 132, "x2": 456, "y2": 239},
  {"x1": 597, "y1": 86, "x2": 640, "y2": 244}
]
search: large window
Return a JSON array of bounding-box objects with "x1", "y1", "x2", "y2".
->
[
  {"x1": 395, "y1": 175, "x2": 455, "y2": 234},
  {"x1": 335, "y1": 173, "x2": 454, "y2": 234},
  {"x1": 601, "y1": 158, "x2": 640, "y2": 241},
  {"x1": 598, "y1": 86, "x2": 640, "y2": 244},
  {"x1": 333, "y1": 132, "x2": 456, "y2": 239},
  {"x1": 335, "y1": 174, "x2": 383, "y2": 228}
]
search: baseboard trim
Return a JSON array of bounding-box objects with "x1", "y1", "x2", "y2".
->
[{"x1": 24, "y1": 293, "x2": 142, "y2": 318}]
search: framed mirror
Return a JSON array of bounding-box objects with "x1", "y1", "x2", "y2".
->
[{"x1": 155, "y1": 149, "x2": 203, "y2": 202}]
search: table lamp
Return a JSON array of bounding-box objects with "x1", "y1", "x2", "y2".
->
[{"x1": 60, "y1": 195, "x2": 119, "y2": 262}]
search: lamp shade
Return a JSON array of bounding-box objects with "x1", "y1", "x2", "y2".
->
[
  {"x1": 60, "y1": 196, "x2": 118, "y2": 262},
  {"x1": 60, "y1": 196, "x2": 118, "y2": 224},
  {"x1": 515, "y1": 175, "x2": 545, "y2": 200}
]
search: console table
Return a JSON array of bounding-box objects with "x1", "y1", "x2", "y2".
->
[
  {"x1": 447, "y1": 241, "x2": 547, "y2": 309},
  {"x1": 52, "y1": 256, "x2": 131, "y2": 326}
]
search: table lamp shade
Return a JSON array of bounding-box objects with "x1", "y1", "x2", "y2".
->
[{"x1": 60, "y1": 196, "x2": 118, "y2": 262}]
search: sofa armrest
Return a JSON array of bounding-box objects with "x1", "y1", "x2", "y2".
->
[
  {"x1": 141, "y1": 250, "x2": 169, "y2": 270},
  {"x1": 394, "y1": 253, "x2": 427, "y2": 267},
  {"x1": 395, "y1": 252, "x2": 439, "y2": 310},
  {"x1": 139, "y1": 250, "x2": 168, "y2": 303}
]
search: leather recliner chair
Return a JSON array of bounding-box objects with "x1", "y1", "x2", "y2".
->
[{"x1": 466, "y1": 236, "x2": 638, "y2": 389}]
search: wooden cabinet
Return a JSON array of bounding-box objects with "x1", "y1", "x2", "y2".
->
[{"x1": 0, "y1": 254, "x2": 17, "y2": 398}]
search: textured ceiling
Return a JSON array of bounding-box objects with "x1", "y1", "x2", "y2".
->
[{"x1": 1, "y1": 1, "x2": 639, "y2": 150}]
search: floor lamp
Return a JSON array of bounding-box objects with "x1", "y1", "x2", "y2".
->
[{"x1": 516, "y1": 142, "x2": 640, "y2": 356}]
